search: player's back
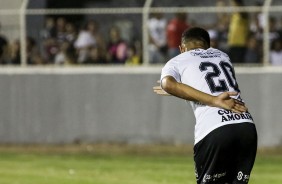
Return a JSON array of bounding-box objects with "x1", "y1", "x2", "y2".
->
[
  {"x1": 176, "y1": 48, "x2": 237, "y2": 96},
  {"x1": 167, "y1": 47, "x2": 254, "y2": 144}
]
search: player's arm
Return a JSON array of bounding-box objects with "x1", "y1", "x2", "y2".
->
[
  {"x1": 160, "y1": 76, "x2": 247, "y2": 113},
  {"x1": 153, "y1": 80, "x2": 171, "y2": 96}
]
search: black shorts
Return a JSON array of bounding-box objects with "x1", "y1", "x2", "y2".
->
[{"x1": 194, "y1": 123, "x2": 257, "y2": 184}]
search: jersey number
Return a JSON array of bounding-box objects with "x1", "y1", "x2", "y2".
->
[{"x1": 199, "y1": 61, "x2": 239, "y2": 93}]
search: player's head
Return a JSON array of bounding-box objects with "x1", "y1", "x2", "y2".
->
[{"x1": 180, "y1": 27, "x2": 210, "y2": 52}]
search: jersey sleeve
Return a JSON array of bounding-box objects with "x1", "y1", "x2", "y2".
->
[{"x1": 160, "y1": 60, "x2": 181, "y2": 83}]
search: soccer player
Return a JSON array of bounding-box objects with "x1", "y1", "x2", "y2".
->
[{"x1": 153, "y1": 27, "x2": 257, "y2": 184}]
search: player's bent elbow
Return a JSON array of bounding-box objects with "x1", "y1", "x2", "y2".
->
[{"x1": 161, "y1": 77, "x2": 176, "y2": 94}]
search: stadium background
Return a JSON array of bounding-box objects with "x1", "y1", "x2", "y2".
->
[
  {"x1": 0, "y1": 1, "x2": 281, "y2": 184},
  {"x1": 0, "y1": 0, "x2": 281, "y2": 147}
]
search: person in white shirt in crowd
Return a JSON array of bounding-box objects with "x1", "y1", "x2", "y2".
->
[
  {"x1": 74, "y1": 20, "x2": 97, "y2": 63},
  {"x1": 148, "y1": 13, "x2": 167, "y2": 64},
  {"x1": 270, "y1": 39, "x2": 282, "y2": 65}
]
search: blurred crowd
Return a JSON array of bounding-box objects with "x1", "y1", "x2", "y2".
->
[
  {"x1": 0, "y1": 0, "x2": 282, "y2": 66},
  {"x1": 0, "y1": 17, "x2": 142, "y2": 66},
  {"x1": 40, "y1": 17, "x2": 142, "y2": 66},
  {"x1": 149, "y1": 0, "x2": 282, "y2": 65}
]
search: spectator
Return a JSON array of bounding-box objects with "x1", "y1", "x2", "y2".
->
[
  {"x1": 277, "y1": 16, "x2": 282, "y2": 41},
  {"x1": 74, "y1": 21, "x2": 96, "y2": 63},
  {"x1": 0, "y1": 23, "x2": 8, "y2": 64},
  {"x1": 250, "y1": 1, "x2": 263, "y2": 34},
  {"x1": 244, "y1": 34, "x2": 261, "y2": 63},
  {"x1": 268, "y1": 16, "x2": 280, "y2": 42},
  {"x1": 208, "y1": 29, "x2": 219, "y2": 48},
  {"x1": 9, "y1": 37, "x2": 45, "y2": 65},
  {"x1": 133, "y1": 39, "x2": 142, "y2": 62},
  {"x1": 85, "y1": 46, "x2": 107, "y2": 64},
  {"x1": 270, "y1": 39, "x2": 282, "y2": 65},
  {"x1": 107, "y1": 26, "x2": 127, "y2": 64},
  {"x1": 41, "y1": 17, "x2": 56, "y2": 40},
  {"x1": 215, "y1": 0, "x2": 230, "y2": 52},
  {"x1": 54, "y1": 41, "x2": 76, "y2": 65},
  {"x1": 166, "y1": 12, "x2": 189, "y2": 59},
  {"x1": 41, "y1": 17, "x2": 78, "y2": 64},
  {"x1": 125, "y1": 45, "x2": 141, "y2": 65},
  {"x1": 26, "y1": 37, "x2": 45, "y2": 65},
  {"x1": 56, "y1": 17, "x2": 67, "y2": 43},
  {"x1": 43, "y1": 38, "x2": 58, "y2": 63},
  {"x1": 148, "y1": 13, "x2": 167, "y2": 64},
  {"x1": 86, "y1": 20, "x2": 106, "y2": 53},
  {"x1": 41, "y1": 17, "x2": 58, "y2": 62},
  {"x1": 65, "y1": 22, "x2": 77, "y2": 44},
  {"x1": 8, "y1": 40, "x2": 20, "y2": 65},
  {"x1": 227, "y1": 0, "x2": 249, "y2": 63},
  {"x1": 216, "y1": 0, "x2": 230, "y2": 27},
  {"x1": 254, "y1": 16, "x2": 281, "y2": 42}
]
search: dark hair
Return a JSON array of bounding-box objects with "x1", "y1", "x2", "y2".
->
[{"x1": 181, "y1": 27, "x2": 210, "y2": 48}]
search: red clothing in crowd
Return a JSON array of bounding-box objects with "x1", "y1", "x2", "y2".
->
[{"x1": 166, "y1": 18, "x2": 189, "y2": 48}]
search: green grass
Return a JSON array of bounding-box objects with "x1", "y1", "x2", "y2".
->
[{"x1": 0, "y1": 145, "x2": 281, "y2": 184}]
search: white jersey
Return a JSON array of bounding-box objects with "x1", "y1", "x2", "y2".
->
[
  {"x1": 148, "y1": 17, "x2": 167, "y2": 47},
  {"x1": 160, "y1": 48, "x2": 254, "y2": 144}
]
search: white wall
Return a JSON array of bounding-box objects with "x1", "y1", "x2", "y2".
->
[{"x1": 0, "y1": 66, "x2": 281, "y2": 147}]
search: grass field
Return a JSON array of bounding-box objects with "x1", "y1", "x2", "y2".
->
[{"x1": 0, "y1": 144, "x2": 281, "y2": 184}]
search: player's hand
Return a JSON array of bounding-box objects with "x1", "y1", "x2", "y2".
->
[
  {"x1": 213, "y1": 92, "x2": 248, "y2": 113},
  {"x1": 153, "y1": 85, "x2": 171, "y2": 96},
  {"x1": 153, "y1": 80, "x2": 171, "y2": 96}
]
